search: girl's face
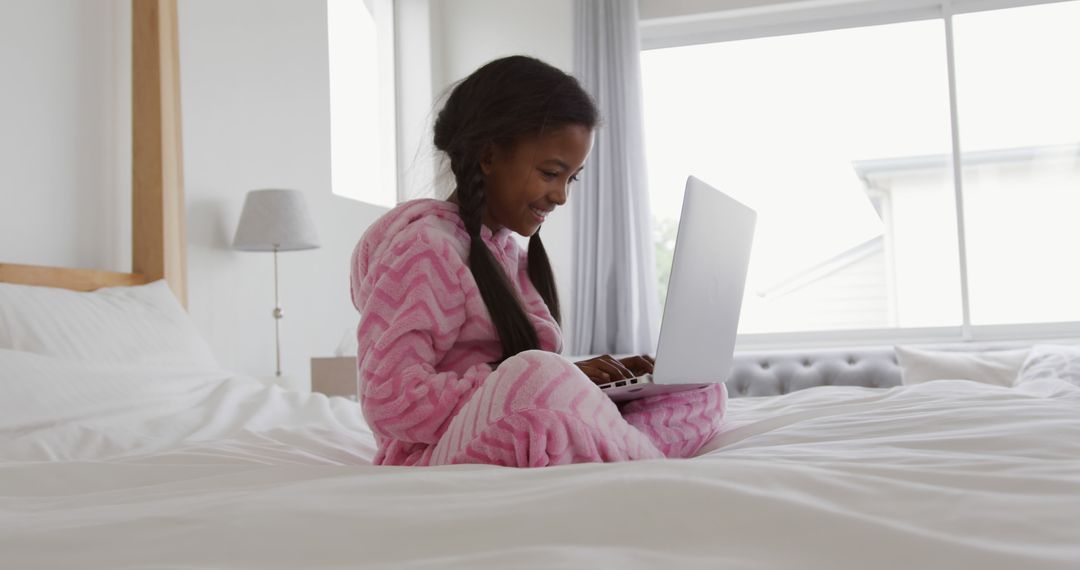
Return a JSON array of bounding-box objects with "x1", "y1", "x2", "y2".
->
[{"x1": 480, "y1": 124, "x2": 594, "y2": 237}]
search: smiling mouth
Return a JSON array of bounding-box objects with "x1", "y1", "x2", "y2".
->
[{"x1": 529, "y1": 206, "x2": 552, "y2": 222}]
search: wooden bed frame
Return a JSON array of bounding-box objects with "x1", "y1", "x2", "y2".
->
[{"x1": 0, "y1": 0, "x2": 187, "y2": 306}]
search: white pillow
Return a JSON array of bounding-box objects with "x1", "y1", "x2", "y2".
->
[
  {"x1": 1016, "y1": 344, "x2": 1080, "y2": 387},
  {"x1": 0, "y1": 280, "x2": 219, "y2": 368},
  {"x1": 894, "y1": 346, "x2": 1030, "y2": 387}
]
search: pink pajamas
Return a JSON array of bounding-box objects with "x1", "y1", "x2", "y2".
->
[
  {"x1": 432, "y1": 350, "x2": 726, "y2": 466},
  {"x1": 350, "y1": 199, "x2": 725, "y2": 467}
]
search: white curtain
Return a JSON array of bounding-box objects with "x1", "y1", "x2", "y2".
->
[{"x1": 571, "y1": 0, "x2": 660, "y2": 356}]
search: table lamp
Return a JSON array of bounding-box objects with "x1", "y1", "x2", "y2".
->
[{"x1": 233, "y1": 189, "x2": 320, "y2": 377}]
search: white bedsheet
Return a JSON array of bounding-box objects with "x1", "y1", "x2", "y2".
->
[{"x1": 2, "y1": 348, "x2": 1079, "y2": 569}]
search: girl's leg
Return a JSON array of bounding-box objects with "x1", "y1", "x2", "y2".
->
[
  {"x1": 618, "y1": 383, "x2": 727, "y2": 459},
  {"x1": 430, "y1": 350, "x2": 664, "y2": 467}
]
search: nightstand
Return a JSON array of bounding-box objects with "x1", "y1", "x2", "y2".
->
[{"x1": 310, "y1": 356, "x2": 359, "y2": 400}]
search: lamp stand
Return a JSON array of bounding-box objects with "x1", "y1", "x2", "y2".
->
[{"x1": 272, "y1": 246, "x2": 283, "y2": 377}]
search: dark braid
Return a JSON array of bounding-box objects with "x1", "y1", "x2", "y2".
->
[
  {"x1": 527, "y1": 233, "x2": 560, "y2": 325},
  {"x1": 433, "y1": 56, "x2": 597, "y2": 366},
  {"x1": 458, "y1": 168, "x2": 487, "y2": 238},
  {"x1": 455, "y1": 164, "x2": 540, "y2": 364}
]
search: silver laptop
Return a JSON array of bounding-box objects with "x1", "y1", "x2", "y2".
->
[{"x1": 599, "y1": 176, "x2": 756, "y2": 403}]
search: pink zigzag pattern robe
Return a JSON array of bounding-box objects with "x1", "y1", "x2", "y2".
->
[{"x1": 350, "y1": 199, "x2": 726, "y2": 467}]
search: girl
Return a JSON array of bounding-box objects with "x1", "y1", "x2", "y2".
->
[{"x1": 350, "y1": 56, "x2": 726, "y2": 467}]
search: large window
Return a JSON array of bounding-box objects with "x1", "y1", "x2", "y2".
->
[{"x1": 640, "y1": 0, "x2": 1080, "y2": 343}]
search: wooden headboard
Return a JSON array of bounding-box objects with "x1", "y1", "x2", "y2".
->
[{"x1": 0, "y1": 0, "x2": 187, "y2": 306}]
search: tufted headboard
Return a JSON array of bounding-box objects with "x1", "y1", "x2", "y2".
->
[
  {"x1": 724, "y1": 340, "x2": 1068, "y2": 397},
  {"x1": 728, "y1": 345, "x2": 902, "y2": 397}
]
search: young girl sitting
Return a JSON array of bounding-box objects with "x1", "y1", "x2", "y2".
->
[{"x1": 350, "y1": 55, "x2": 726, "y2": 467}]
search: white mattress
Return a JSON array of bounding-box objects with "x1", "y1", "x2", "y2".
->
[{"x1": 2, "y1": 348, "x2": 1079, "y2": 569}]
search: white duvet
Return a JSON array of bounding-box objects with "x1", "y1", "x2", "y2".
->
[{"x1": 1, "y1": 348, "x2": 1078, "y2": 569}]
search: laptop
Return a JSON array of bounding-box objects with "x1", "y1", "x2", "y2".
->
[{"x1": 599, "y1": 175, "x2": 756, "y2": 403}]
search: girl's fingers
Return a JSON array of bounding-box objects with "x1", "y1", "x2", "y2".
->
[
  {"x1": 589, "y1": 366, "x2": 611, "y2": 381},
  {"x1": 575, "y1": 355, "x2": 641, "y2": 384},
  {"x1": 587, "y1": 367, "x2": 612, "y2": 385},
  {"x1": 591, "y1": 360, "x2": 621, "y2": 380},
  {"x1": 614, "y1": 355, "x2": 641, "y2": 377},
  {"x1": 576, "y1": 363, "x2": 610, "y2": 383},
  {"x1": 616, "y1": 356, "x2": 641, "y2": 374},
  {"x1": 620, "y1": 355, "x2": 653, "y2": 375},
  {"x1": 599, "y1": 355, "x2": 635, "y2": 379}
]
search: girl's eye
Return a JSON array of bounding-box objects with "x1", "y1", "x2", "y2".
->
[
  {"x1": 569, "y1": 174, "x2": 580, "y2": 183},
  {"x1": 539, "y1": 170, "x2": 558, "y2": 180}
]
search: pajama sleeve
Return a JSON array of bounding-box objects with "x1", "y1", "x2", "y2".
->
[{"x1": 354, "y1": 230, "x2": 493, "y2": 445}]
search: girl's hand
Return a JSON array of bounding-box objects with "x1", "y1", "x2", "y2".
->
[
  {"x1": 574, "y1": 354, "x2": 636, "y2": 385},
  {"x1": 617, "y1": 354, "x2": 655, "y2": 377}
]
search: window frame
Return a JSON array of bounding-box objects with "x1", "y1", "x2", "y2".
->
[{"x1": 639, "y1": 0, "x2": 1080, "y2": 350}]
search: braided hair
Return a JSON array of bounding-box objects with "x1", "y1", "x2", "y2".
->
[{"x1": 433, "y1": 56, "x2": 598, "y2": 365}]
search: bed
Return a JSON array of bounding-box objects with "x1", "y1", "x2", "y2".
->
[
  {"x1": 2, "y1": 2, "x2": 1080, "y2": 569},
  {"x1": 2, "y1": 346, "x2": 1079, "y2": 569}
]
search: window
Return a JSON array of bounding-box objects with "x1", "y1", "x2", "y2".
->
[
  {"x1": 953, "y1": 2, "x2": 1080, "y2": 325},
  {"x1": 328, "y1": 0, "x2": 396, "y2": 207},
  {"x1": 640, "y1": 0, "x2": 1080, "y2": 343}
]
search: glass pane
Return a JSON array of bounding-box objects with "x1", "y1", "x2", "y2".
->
[
  {"x1": 641, "y1": 20, "x2": 962, "y2": 334},
  {"x1": 954, "y1": 1, "x2": 1080, "y2": 325},
  {"x1": 328, "y1": 0, "x2": 396, "y2": 207}
]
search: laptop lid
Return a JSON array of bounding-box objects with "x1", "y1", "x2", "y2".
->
[{"x1": 651, "y1": 176, "x2": 757, "y2": 385}]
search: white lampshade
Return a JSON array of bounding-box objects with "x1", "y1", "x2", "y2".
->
[{"x1": 233, "y1": 189, "x2": 320, "y2": 251}]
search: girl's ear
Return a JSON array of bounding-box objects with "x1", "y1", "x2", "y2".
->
[{"x1": 479, "y1": 143, "x2": 496, "y2": 176}]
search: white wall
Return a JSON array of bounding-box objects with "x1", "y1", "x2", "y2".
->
[
  {"x1": 179, "y1": 0, "x2": 386, "y2": 389},
  {"x1": 429, "y1": 0, "x2": 574, "y2": 90},
  {"x1": 413, "y1": 0, "x2": 579, "y2": 351},
  {"x1": 0, "y1": 0, "x2": 129, "y2": 273},
  {"x1": 1, "y1": 0, "x2": 387, "y2": 390}
]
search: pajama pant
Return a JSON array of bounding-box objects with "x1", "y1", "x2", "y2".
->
[{"x1": 429, "y1": 350, "x2": 727, "y2": 467}]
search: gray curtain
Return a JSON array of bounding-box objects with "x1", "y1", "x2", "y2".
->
[{"x1": 571, "y1": 0, "x2": 660, "y2": 356}]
